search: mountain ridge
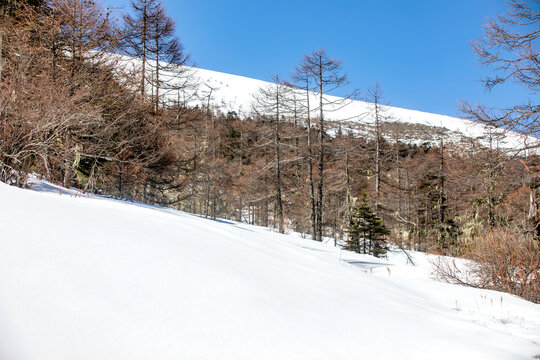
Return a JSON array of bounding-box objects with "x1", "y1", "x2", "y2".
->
[{"x1": 171, "y1": 63, "x2": 534, "y2": 151}]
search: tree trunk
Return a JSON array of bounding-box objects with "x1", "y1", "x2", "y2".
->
[
  {"x1": 275, "y1": 86, "x2": 284, "y2": 233},
  {"x1": 305, "y1": 77, "x2": 317, "y2": 241},
  {"x1": 154, "y1": 34, "x2": 159, "y2": 112},
  {"x1": 345, "y1": 148, "x2": 352, "y2": 243},
  {"x1": 0, "y1": 30, "x2": 3, "y2": 85},
  {"x1": 375, "y1": 99, "x2": 380, "y2": 212},
  {"x1": 63, "y1": 129, "x2": 71, "y2": 188},
  {"x1": 316, "y1": 62, "x2": 324, "y2": 241},
  {"x1": 141, "y1": 2, "x2": 147, "y2": 96},
  {"x1": 439, "y1": 135, "x2": 446, "y2": 224}
]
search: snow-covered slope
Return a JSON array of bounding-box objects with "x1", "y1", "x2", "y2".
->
[
  {"x1": 1, "y1": 180, "x2": 539, "y2": 359},
  {"x1": 112, "y1": 52, "x2": 533, "y2": 150},
  {"x1": 183, "y1": 66, "x2": 532, "y2": 150}
]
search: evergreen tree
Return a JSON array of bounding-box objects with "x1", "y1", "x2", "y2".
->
[{"x1": 345, "y1": 192, "x2": 390, "y2": 257}]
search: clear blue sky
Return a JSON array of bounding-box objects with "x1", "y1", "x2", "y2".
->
[{"x1": 106, "y1": 0, "x2": 533, "y2": 117}]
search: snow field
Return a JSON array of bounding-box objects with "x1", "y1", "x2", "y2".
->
[{"x1": 0, "y1": 180, "x2": 539, "y2": 359}]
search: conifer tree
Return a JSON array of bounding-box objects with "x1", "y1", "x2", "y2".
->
[{"x1": 345, "y1": 192, "x2": 390, "y2": 257}]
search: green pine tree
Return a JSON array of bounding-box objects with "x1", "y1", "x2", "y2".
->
[{"x1": 345, "y1": 192, "x2": 390, "y2": 257}]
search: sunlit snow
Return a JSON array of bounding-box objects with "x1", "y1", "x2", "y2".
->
[{"x1": 0, "y1": 179, "x2": 539, "y2": 359}]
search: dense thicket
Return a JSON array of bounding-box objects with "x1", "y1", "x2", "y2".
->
[{"x1": 0, "y1": 0, "x2": 538, "y2": 302}]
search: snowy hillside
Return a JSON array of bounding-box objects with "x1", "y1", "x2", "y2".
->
[
  {"x1": 183, "y1": 65, "x2": 532, "y2": 150},
  {"x1": 1, "y1": 179, "x2": 539, "y2": 359},
  {"x1": 113, "y1": 53, "x2": 534, "y2": 150}
]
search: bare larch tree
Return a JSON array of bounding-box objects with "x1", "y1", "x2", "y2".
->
[
  {"x1": 461, "y1": 0, "x2": 539, "y2": 139},
  {"x1": 297, "y1": 49, "x2": 348, "y2": 241}
]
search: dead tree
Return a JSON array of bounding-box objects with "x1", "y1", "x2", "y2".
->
[
  {"x1": 297, "y1": 49, "x2": 349, "y2": 241},
  {"x1": 252, "y1": 75, "x2": 288, "y2": 233},
  {"x1": 123, "y1": 0, "x2": 191, "y2": 111},
  {"x1": 292, "y1": 68, "x2": 317, "y2": 240},
  {"x1": 365, "y1": 82, "x2": 390, "y2": 212},
  {"x1": 460, "y1": 0, "x2": 539, "y2": 139}
]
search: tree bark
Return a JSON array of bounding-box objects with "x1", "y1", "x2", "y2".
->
[
  {"x1": 316, "y1": 60, "x2": 324, "y2": 241},
  {"x1": 375, "y1": 98, "x2": 380, "y2": 212},
  {"x1": 305, "y1": 77, "x2": 317, "y2": 241},
  {"x1": 275, "y1": 85, "x2": 284, "y2": 233},
  {"x1": 63, "y1": 129, "x2": 71, "y2": 188}
]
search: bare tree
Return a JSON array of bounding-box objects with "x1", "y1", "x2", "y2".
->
[
  {"x1": 297, "y1": 49, "x2": 349, "y2": 241},
  {"x1": 0, "y1": 2, "x2": 171, "y2": 194},
  {"x1": 461, "y1": 0, "x2": 539, "y2": 138},
  {"x1": 292, "y1": 68, "x2": 317, "y2": 240},
  {"x1": 365, "y1": 82, "x2": 390, "y2": 212},
  {"x1": 123, "y1": 0, "x2": 191, "y2": 111},
  {"x1": 252, "y1": 75, "x2": 289, "y2": 233},
  {"x1": 47, "y1": 0, "x2": 120, "y2": 187},
  {"x1": 122, "y1": 0, "x2": 156, "y2": 97}
]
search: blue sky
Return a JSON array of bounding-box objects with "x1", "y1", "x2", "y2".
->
[{"x1": 107, "y1": 0, "x2": 533, "y2": 117}]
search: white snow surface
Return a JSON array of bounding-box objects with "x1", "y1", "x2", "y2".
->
[
  {"x1": 1, "y1": 179, "x2": 539, "y2": 359},
  {"x1": 111, "y1": 52, "x2": 535, "y2": 150},
  {"x1": 181, "y1": 65, "x2": 533, "y2": 151}
]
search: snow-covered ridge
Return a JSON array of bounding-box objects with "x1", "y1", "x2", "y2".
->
[
  {"x1": 1, "y1": 178, "x2": 539, "y2": 359},
  {"x1": 113, "y1": 53, "x2": 533, "y2": 150},
  {"x1": 186, "y1": 65, "x2": 533, "y2": 151}
]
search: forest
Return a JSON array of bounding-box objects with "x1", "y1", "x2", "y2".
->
[{"x1": 0, "y1": 0, "x2": 538, "y2": 302}]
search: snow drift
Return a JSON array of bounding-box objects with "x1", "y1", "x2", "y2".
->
[{"x1": 0, "y1": 180, "x2": 539, "y2": 359}]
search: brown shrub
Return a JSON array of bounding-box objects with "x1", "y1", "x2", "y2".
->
[{"x1": 432, "y1": 228, "x2": 539, "y2": 303}]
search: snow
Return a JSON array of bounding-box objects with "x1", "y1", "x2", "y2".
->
[
  {"x1": 111, "y1": 53, "x2": 535, "y2": 151},
  {"x1": 1, "y1": 179, "x2": 539, "y2": 359},
  {"x1": 181, "y1": 65, "x2": 534, "y2": 151}
]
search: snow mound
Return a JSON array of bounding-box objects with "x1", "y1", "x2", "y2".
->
[{"x1": 0, "y1": 180, "x2": 539, "y2": 359}]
